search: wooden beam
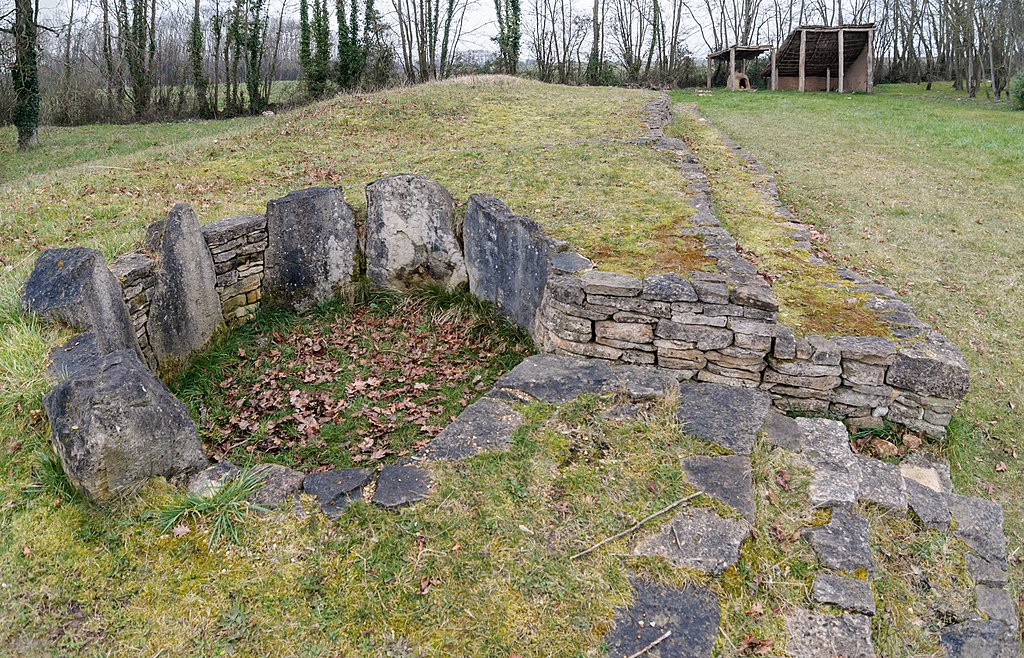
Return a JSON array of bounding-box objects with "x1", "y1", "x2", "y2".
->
[
  {"x1": 866, "y1": 29, "x2": 875, "y2": 93},
  {"x1": 729, "y1": 47, "x2": 736, "y2": 91},
  {"x1": 838, "y1": 28, "x2": 845, "y2": 93},
  {"x1": 799, "y1": 30, "x2": 806, "y2": 92},
  {"x1": 827, "y1": 67, "x2": 831, "y2": 92},
  {"x1": 771, "y1": 47, "x2": 778, "y2": 90},
  {"x1": 707, "y1": 55, "x2": 713, "y2": 89}
]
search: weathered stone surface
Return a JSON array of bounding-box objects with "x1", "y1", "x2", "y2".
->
[
  {"x1": 785, "y1": 608, "x2": 876, "y2": 658},
  {"x1": 494, "y1": 355, "x2": 675, "y2": 404},
  {"x1": 43, "y1": 349, "x2": 208, "y2": 502},
  {"x1": 46, "y1": 332, "x2": 103, "y2": 381},
  {"x1": 250, "y1": 464, "x2": 305, "y2": 507},
  {"x1": 887, "y1": 332, "x2": 970, "y2": 401},
  {"x1": 691, "y1": 278, "x2": 729, "y2": 304},
  {"x1": 145, "y1": 203, "x2": 224, "y2": 370},
  {"x1": 676, "y1": 382, "x2": 771, "y2": 454},
  {"x1": 634, "y1": 506, "x2": 749, "y2": 575},
  {"x1": 833, "y1": 336, "x2": 898, "y2": 366},
  {"x1": 364, "y1": 175, "x2": 467, "y2": 291},
  {"x1": 604, "y1": 580, "x2": 719, "y2": 658},
  {"x1": 968, "y1": 553, "x2": 1010, "y2": 587},
  {"x1": 764, "y1": 369, "x2": 842, "y2": 391},
  {"x1": 302, "y1": 468, "x2": 372, "y2": 519},
  {"x1": 464, "y1": 194, "x2": 555, "y2": 331},
  {"x1": 550, "y1": 251, "x2": 593, "y2": 275},
  {"x1": 855, "y1": 457, "x2": 907, "y2": 511},
  {"x1": 201, "y1": 213, "x2": 266, "y2": 246},
  {"x1": 805, "y1": 506, "x2": 875, "y2": 575},
  {"x1": 580, "y1": 270, "x2": 642, "y2": 297},
  {"x1": 939, "y1": 620, "x2": 1019, "y2": 658},
  {"x1": 642, "y1": 273, "x2": 698, "y2": 302},
  {"x1": 188, "y1": 462, "x2": 241, "y2": 498},
  {"x1": 595, "y1": 320, "x2": 654, "y2": 344},
  {"x1": 905, "y1": 478, "x2": 952, "y2": 530},
  {"x1": 762, "y1": 411, "x2": 804, "y2": 452},
  {"x1": 262, "y1": 187, "x2": 358, "y2": 312},
  {"x1": 774, "y1": 325, "x2": 797, "y2": 360},
  {"x1": 22, "y1": 247, "x2": 139, "y2": 357},
  {"x1": 797, "y1": 417, "x2": 853, "y2": 462},
  {"x1": 372, "y1": 464, "x2": 430, "y2": 509},
  {"x1": 729, "y1": 282, "x2": 778, "y2": 311},
  {"x1": 681, "y1": 455, "x2": 754, "y2": 522},
  {"x1": 768, "y1": 357, "x2": 842, "y2": 378},
  {"x1": 900, "y1": 452, "x2": 953, "y2": 494},
  {"x1": 948, "y1": 494, "x2": 1007, "y2": 563},
  {"x1": 656, "y1": 320, "x2": 733, "y2": 350},
  {"x1": 976, "y1": 586, "x2": 1019, "y2": 634},
  {"x1": 421, "y1": 397, "x2": 522, "y2": 461},
  {"x1": 812, "y1": 573, "x2": 876, "y2": 615},
  {"x1": 808, "y1": 458, "x2": 860, "y2": 507}
]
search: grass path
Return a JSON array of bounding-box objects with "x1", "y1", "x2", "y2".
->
[{"x1": 679, "y1": 87, "x2": 1024, "y2": 604}]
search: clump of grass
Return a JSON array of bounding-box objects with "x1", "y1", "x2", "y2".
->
[
  {"x1": 152, "y1": 467, "x2": 268, "y2": 549},
  {"x1": 23, "y1": 449, "x2": 81, "y2": 504}
]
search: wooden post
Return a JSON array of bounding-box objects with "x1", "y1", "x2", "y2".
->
[
  {"x1": 838, "y1": 28, "x2": 845, "y2": 93},
  {"x1": 707, "y1": 55, "x2": 713, "y2": 89},
  {"x1": 771, "y1": 47, "x2": 778, "y2": 90},
  {"x1": 827, "y1": 67, "x2": 831, "y2": 92},
  {"x1": 798, "y1": 30, "x2": 807, "y2": 93},
  {"x1": 866, "y1": 29, "x2": 875, "y2": 93},
  {"x1": 729, "y1": 47, "x2": 736, "y2": 91}
]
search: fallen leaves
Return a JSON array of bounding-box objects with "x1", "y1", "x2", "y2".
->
[{"x1": 202, "y1": 299, "x2": 527, "y2": 469}]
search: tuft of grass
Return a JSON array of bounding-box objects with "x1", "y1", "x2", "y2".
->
[
  {"x1": 151, "y1": 467, "x2": 269, "y2": 550},
  {"x1": 23, "y1": 449, "x2": 81, "y2": 504}
]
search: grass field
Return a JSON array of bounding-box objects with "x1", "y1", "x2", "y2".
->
[
  {"x1": 1, "y1": 79, "x2": 1022, "y2": 653},
  {"x1": 676, "y1": 85, "x2": 1024, "y2": 606}
]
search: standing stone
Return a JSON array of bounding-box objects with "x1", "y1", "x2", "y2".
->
[
  {"x1": 145, "y1": 203, "x2": 224, "y2": 373},
  {"x1": 262, "y1": 187, "x2": 358, "y2": 312},
  {"x1": 364, "y1": 175, "x2": 467, "y2": 292},
  {"x1": 22, "y1": 247, "x2": 140, "y2": 370},
  {"x1": 43, "y1": 350, "x2": 208, "y2": 502},
  {"x1": 462, "y1": 193, "x2": 556, "y2": 332}
]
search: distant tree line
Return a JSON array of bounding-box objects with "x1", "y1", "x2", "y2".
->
[{"x1": 2, "y1": 0, "x2": 1022, "y2": 148}]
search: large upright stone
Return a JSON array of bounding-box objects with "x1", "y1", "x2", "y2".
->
[
  {"x1": 145, "y1": 203, "x2": 224, "y2": 372},
  {"x1": 462, "y1": 193, "x2": 556, "y2": 332},
  {"x1": 43, "y1": 350, "x2": 208, "y2": 502},
  {"x1": 262, "y1": 187, "x2": 358, "y2": 312},
  {"x1": 21, "y1": 247, "x2": 139, "y2": 367},
  {"x1": 365, "y1": 175, "x2": 467, "y2": 291}
]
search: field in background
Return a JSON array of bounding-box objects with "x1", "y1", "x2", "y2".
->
[{"x1": 679, "y1": 85, "x2": 1024, "y2": 599}]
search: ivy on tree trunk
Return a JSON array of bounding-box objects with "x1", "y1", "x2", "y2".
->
[{"x1": 13, "y1": 0, "x2": 40, "y2": 150}]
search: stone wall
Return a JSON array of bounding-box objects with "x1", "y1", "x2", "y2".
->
[{"x1": 201, "y1": 214, "x2": 268, "y2": 328}]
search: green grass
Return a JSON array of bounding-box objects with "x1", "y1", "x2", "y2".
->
[{"x1": 679, "y1": 84, "x2": 1024, "y2": 610}]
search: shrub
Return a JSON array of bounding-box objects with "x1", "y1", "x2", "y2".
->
[{"x1": 1011, "y1": 72, "x2": 1024, "y2": 110}]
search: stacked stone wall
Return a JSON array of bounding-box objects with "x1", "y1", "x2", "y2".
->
[{"x1": 201, "y1": 214, "x2": 268, "y2": 327}]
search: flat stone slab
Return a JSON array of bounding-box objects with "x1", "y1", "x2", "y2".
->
[
  {"x1": 797, "y1": 417, "x2": 854, "y2": 463},
  {"x1": 634, "y1": 506, "x2": 749, "y2": 575},
  {"x1": 681, "y1": 455, "x2": 755, "y2": 522},
  {"x1": 675, "y1": 382, "x2": 771, "y2": 454},
  {"x1": 812, "y1": 573, "x2": 876, "y2": 615},
  {"x1": 808, "y1": 456, "x2": 860, "y2": 508},
  {"x1": 855, "y1": 457, "x2": 907, "y2": 511},
  {"x1": 805, "y1": 506, "x2": 875, "y2": 575},
  {"x1": 762, "y1": 410, "x2": 804, "y2": 452},
  {"x1": 939, "y1": 619, "x2": 1019, "y2": 658},
  {"x1": 420, "y1": 397, "x2": 522, "y2": 461},
  {"x1": 948, "y1": 494, "x2": 1007, "y2": 563},
  {"x1": 900, "y1": 452, "x2": 953, "y2": 494},
  {"x1": 905, "y1": 478, "x2": 951, "y2": 530},
  {"x1": 968, "y1": 553, "x2": 1010, "y2": 587},
  {"x1": 302, "y1": 468, "x2": 372, "y2": 519},
  {"x1": 372, "y1": 465, "x2": 430, "y2": 509},
  {"x1": 250, "y1": 464, "x2": 305, "y2": 507},
  {"x1": 493, "y1": 355, "x2": 676, "y2": 404},
  {"x1": 785, "y1": 608, "x2": 876, "y2": 658},
  {"x1": 976, "y1": 586, "x2": 1019, "y2": 634},
  {"x1": 604, "y1": 579, "x2": 719, "y2": 658}
]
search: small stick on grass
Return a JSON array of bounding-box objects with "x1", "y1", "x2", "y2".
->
[
  {"x1": 625, "y1": 630, "x2": 671, "y2": 658},
  {"x1": 570, "y1": 493, "x2": 700, "y2": 560}
]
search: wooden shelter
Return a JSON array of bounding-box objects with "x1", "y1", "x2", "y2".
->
[
  {"x1": 707, "y1": 45, "x2": 773, "y2": 91},
  {"x1": 768, "y1": 24, "x2": 876, "y2": 92}
]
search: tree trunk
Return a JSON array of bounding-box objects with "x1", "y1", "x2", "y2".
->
[{"x1": 13, "y1": 0, "x2": 41, "y2": 150}]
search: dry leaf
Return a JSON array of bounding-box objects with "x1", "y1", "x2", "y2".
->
[
  {"x1": 995, "y1": 462, "x2": 1007, "y2": 472},
  {"x1": 172, "y1": 524, "x2": 191, "y2": 537}
]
